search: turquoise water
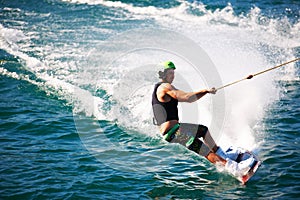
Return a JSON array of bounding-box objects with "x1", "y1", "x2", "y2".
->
[{"x1": 1, "y1": 0, "x2": 299, "y2": 199}]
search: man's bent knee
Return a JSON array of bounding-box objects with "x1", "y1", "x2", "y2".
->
[{"x1": 196, "y1": 125, "x2": 208, "y2": 138}]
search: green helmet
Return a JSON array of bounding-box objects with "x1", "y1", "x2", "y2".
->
[{"x1": 162, "y1": 61, "x2": 176, "y2": 70}]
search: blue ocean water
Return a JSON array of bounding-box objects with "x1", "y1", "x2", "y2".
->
[{"x1": 0, "y1": 0, "x2": 299, "y2": 199}]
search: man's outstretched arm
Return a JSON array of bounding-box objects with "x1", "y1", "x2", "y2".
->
[{"x1": 162, "y1": 83, "x2": 216, "y2": 103}]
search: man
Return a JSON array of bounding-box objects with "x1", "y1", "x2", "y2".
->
[{"x1": 152, "y1": 61, "x2": 254, "y2": 173}]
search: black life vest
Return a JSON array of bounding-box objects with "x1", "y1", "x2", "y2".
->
[{"x1": 152, "y1": 82, "x2": 179, "y2": 125}]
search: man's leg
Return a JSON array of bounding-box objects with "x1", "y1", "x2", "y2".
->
[
  {"x1": 196, "y1": 126, "x2": 228, "y2": 160},
  {"x1": 186, "y1": 137, "x2": 226, "y2": 164},
  {"x1": 170, "y1": 123, "x2": 227, "y2": 164},
  {"x1": 206, "y1": 152, "x2": 226, "y2": 164},
  {"x1": 202, "y1": 129, "x2": 218, "y2": 152}
]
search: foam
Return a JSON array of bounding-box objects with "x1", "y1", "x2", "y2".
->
[{"x1": 0, "y1": 25, "x2": 107, "y2": 121}]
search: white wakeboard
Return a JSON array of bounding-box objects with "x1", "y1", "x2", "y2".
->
[{"x1": 224, "y1": 146, "x2": 261, "y2": 184}]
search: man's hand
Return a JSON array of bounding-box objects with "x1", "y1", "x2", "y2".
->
[{"x1": 208, "y1": 87, "x2": 217, "y2": 94}]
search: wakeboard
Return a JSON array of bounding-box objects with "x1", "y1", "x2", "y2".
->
[{"x1": 224, "y1": 146, "x2": 261, "y2": 184}]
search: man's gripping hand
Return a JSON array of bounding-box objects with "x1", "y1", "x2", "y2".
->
[{"x1": 208, "y1": 87, "x2": 217, "y2": 94}]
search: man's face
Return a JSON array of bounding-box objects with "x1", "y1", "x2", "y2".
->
[{"x1": 165, "y1": 69, "x2": 175, "y2": 83}]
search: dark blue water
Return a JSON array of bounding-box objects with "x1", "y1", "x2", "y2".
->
[{"x1": 1, "y1": 0, "x2": 299, "y2": 199}]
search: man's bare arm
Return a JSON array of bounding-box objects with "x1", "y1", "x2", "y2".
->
[{"x1": 161, "y1": 83, "x2": 216, "y2": 103}]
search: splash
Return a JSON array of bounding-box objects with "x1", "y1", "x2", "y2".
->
[{"x1": 0, "y1": 25, "x2": 106, "y2": 121}]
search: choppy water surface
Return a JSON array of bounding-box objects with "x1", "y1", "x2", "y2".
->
[{"x1": 1, "y1": 0, "x2": 299, "y2": 199}]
